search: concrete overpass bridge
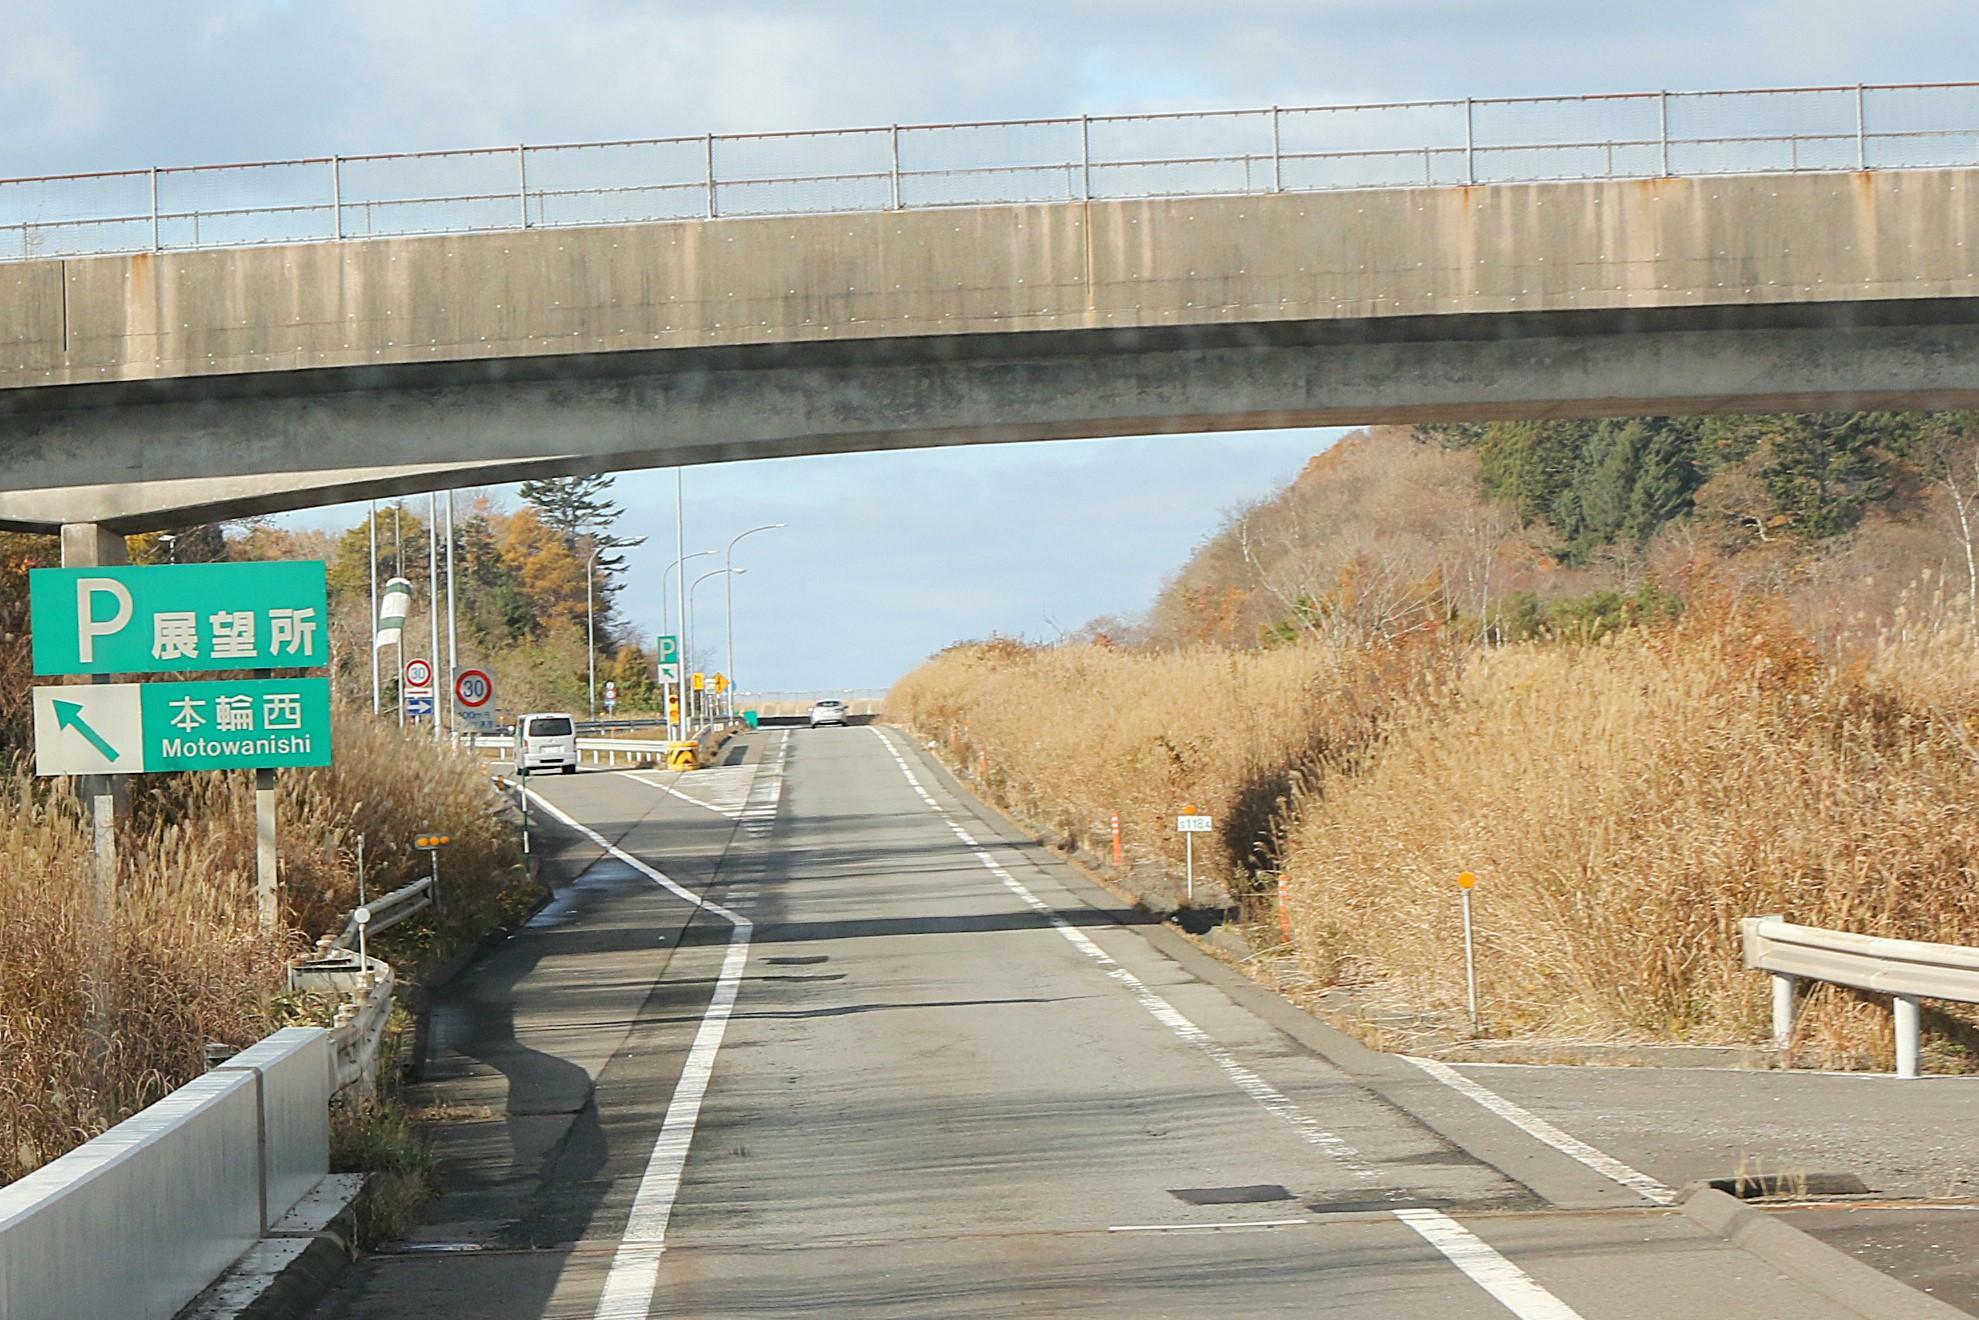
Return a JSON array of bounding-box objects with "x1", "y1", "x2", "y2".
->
[{"x1": 5, "y1": 79, "x2": 1979, "y2": 535}]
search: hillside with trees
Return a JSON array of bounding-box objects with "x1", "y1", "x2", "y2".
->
[{"x1": 892, "y1": 412, "x2": 1979, "y2": 1068}]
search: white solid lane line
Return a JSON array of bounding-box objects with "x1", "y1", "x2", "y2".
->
[
  {"x1": 1402, "y1": 1056, "x2": 1676, "y2": 1206},
  {"x1": 867, "y1": 727, "x2": 1378, "y2": 1179},
  {"x1": 1107, "y1": 1219, "x2": 1309, "y2": 1233},
  {"x1": 514, "y1": 787, "x2": 755, "y2": 1320},
  {"x1": 1396, "y1": 1209, "x2": 1585, "y2": 1320}
]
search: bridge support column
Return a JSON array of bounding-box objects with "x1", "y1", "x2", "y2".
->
[{"x1": 59, "y1": 522, "x2": 130, "y2": 925}]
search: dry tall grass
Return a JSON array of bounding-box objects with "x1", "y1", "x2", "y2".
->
[
  {"x1": 0, "y1": 711, "x2": 528, "y2": 1186},
  {"x1": 892, "y1": 609, "x2": 1979, "y2": 1067},
  {"x1": 1279, "y1": 607, "x2": 1979, "y2": 1063},
  {"x1": 887, "y1": 638, "x2": 1408, "y2": 902}
]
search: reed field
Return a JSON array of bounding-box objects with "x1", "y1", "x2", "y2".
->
[
  {"x1": 889, "y1": 608, "x2": 1979, "y2": 1068},
  {"x1": 0, "y1": 712, "x2": 529, "y2": 1186},
  {"x1": 887, "y1": 638, "x2": 1412, "y2": 901}
]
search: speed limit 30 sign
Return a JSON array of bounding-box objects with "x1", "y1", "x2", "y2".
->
[
  {"x1": 454, "y1": 668, "x2": 497, "y2": 733},
  {"x1": 455, "y1": 669, "x2": 493, "y2": 708},
  {"x1": 403, "y1": 657, "x2": 434, "y2": 690}
]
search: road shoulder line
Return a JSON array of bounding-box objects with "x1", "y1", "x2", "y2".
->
[
  {"x1": 518, "y1": 788, "x2": 754, "y2": 1320},
  {"x1": 1401, "y1": 1056, "x2": 1675, "y2": 1206}
]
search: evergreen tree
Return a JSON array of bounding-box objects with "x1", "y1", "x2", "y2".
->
[
  {"x1": 1476, "y1": 421, "x2": 1582, "y2": 526},
  {"x1": 1761, "y1": 414, "x2": 1890, "y2": 539},
  {"x1": 1572, "y1": 420, "x2": 1649, "y2": 547},
  {"x1": 518, "y1": 474, "x2": 626, "y2": 566},
  {"x1": 1625, "y1": 423, "x2": 1703, "y2": 543}
]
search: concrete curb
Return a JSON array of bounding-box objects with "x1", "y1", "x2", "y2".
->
[
  {"x1": 182, "y1": 1174, "x2": 364, "y2": 1319},
  {"x1": 1679, "y1": 1187, "x2": 1971, "y2": 1319}
]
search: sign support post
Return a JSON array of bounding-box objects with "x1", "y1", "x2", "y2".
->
[
  {"x1": 1175, "y1": 807, "x2": 1213, "y2": 905},
  {"x1": 256, "y1": 768, "x2": 278, "y2": 934},
  {"x1": 59, "y1": 522, "x2": 130, "y2": 923}
]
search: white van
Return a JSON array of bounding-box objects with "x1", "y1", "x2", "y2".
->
[{"x1": 516, "y1": 712, "x2": 579, "y2": 774}]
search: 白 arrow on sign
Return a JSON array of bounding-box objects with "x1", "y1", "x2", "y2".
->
[{"x1": 53, "y1": 699, "x2": 120, "y2": 762}]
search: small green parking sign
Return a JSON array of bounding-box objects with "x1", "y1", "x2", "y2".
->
[{"x1": 30, "y1": 562, "x2": 329, "y2": 676}]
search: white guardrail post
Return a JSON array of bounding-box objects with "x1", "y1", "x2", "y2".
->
[{"x1": 1741, "y1": 915, "x2": 1979, "y2": 1078}]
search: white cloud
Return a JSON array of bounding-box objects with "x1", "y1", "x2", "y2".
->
[{"x1": 0, "y1": 32, "x2": 107, "y2": 149}]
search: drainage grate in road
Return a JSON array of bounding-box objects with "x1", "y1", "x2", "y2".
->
[
  {"x1": 1169, "y1": 1184, "x2": 1295, "y2": 1206},
  {"x1": 765, "y1": 955, "x2": 829, "y2": 966}
]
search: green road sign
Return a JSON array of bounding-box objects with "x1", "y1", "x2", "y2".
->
[
  {"x1": 32, "y1": 677, "x2": 333, "y2": 776},
  {"x1": 656, "y1": 634, "x2": 680, "y2": 665},
  {"x1": 30, "y1": 561, "x2": 330, "y2": 676}
]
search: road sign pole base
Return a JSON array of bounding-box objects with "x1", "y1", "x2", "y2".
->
[{"x1": 255, "y1": 767, "x2": 278, "y2": 934}]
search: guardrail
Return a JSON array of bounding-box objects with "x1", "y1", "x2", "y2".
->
[
  {"x1": 8, "y1": 81, "x2": 1978, "y2": 264},
  {"x1": 473, "y1": 729, "x2": 742, "y2": 767},
  {"x1": 323, "y1": 875, "x2": 433, "y2": 950},
  {"x1": 1741, "y1": 915, "x2": 1979, "y2": 1078}
]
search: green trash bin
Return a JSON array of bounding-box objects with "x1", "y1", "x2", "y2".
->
[{"x1": 743, "y1": 709, "x2": 760, "y2": 729}]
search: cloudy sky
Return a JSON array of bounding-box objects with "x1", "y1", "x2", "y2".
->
[{"x1": 5, "y1": 1, "x2": 1972, "y2": 688}]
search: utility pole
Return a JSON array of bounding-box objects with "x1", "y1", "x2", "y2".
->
[
  {"x1": 369, "y1": 500, "x2": 380, "y2": 715},
  {"x1": 444, "y1": 490, "x2": 458, "y2": 745},
  {"x1": 428, "y1": 492, "x2": 441, "y2": 740},
  {"x1": 675, "y1": 471, "x2": 688, "y2": 734},
  {"x1": 394, "y1": 501, "x2": 405, "y2": 727}
]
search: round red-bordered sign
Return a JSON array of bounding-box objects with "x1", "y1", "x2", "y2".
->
[
  {"x1": 455, "y1": 668, "x2": 494, "y2": 708},
  {"x1": 403, "y1": 658, "x2": 434, "y2": 689}
]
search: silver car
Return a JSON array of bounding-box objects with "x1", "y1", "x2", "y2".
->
[{"x1": 809, "y1": 699, "x2": 848, "y2": 727}]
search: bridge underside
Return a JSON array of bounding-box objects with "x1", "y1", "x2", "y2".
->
[{"x1": 6, "y1": 297, "x2": 1979, "y2": 533}]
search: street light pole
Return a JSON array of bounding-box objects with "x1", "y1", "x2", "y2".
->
[
  {"x1": 662, "y1": 547, "x2": 717, "y2": 736},
  {"x1": 675, "y1": 471, "x2": 687, "y2": 736},
  {"x1": 724, "y1": 522, "x2": 784, "y2": 717},
  {"x1": 444, "y1": 491, "x2": 458, "y2": 744},
  {"x1": 587, "y1": 533, "x2": 648, "y2": 721},
  {"x1": 690, "y1": 567, "x2": 741, "y2": 726}
]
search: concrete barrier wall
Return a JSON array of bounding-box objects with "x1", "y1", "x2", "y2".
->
[
  {"x1": 0, "y1": 1072, "x2": 263, "y2": 1320},
  {"x1": 0, "y1": 1027, "x2": 334, "y2": 1319},
  {"x1": 215, "y1": 1027, "x2": 333, "y2": 1228}
]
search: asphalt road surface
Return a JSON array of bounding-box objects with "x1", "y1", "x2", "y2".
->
[{"x1": 308, "y1": 727, "x2": 1966, "y2": 1318}]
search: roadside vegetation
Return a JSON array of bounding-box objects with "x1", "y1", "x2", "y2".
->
[
  {"x1": 0, "y1": 713, "x2": 531, "y2": 1188},
  {"x1": 0, "y1": 502, "x2": 558, "y2": 1187},
  {"x1": 891, "y1": 416, "x2": 1979, "y2": 1068}
]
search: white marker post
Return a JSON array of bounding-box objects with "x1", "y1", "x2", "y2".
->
[
  {"x1": 1458, "y1": 871, "x2": 1479, "y2": 1035},
  {"x1": 1176, "y1": 807, "x2": 1213, "y2": 903}
]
